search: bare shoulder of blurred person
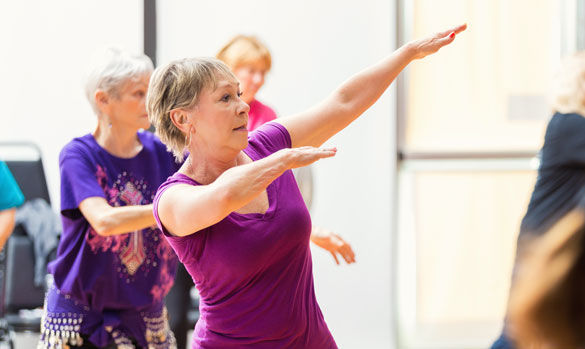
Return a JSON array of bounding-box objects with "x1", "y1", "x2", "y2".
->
[{"x1": 507, "y1": 208, "x2": 585, "y2": 348}]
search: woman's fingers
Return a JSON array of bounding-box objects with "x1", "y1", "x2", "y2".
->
[
  {"x1": 329, "y1": 251, "x2": 340, "y2": 265},
  {"x1": 332, "y1": 233, "x2": 356, "y2": 265},
  {"x1": 435, "y1": 23, "x2": 467, "y2": 47},
  {"x1": 316, "y1": 147, "x2": 337, "y2": 157},
  {"x1": 341, "y1": 245, "x2": 356, "y2": 264},
  {"x1": 453, "y1": 23, "x2": 467, "y2": 35},
  {"x1": 290, "y1": 146, "x2": 337, "y2": 168},
  {"x1": 343, "y1": 243, "x2": 356, "y2": 263},
  {"x1": 334, "y1": 246, "x2": 355, "y2": 265},
  {"x1": 436, "y1": 23, "x2": 467, "y2": 38},
  {"x1": 411, "y1": 23, "x2": 467, "y2": 60},
  {"x1": 436, "y1": 32, "x2": 456, "y2": 47}
]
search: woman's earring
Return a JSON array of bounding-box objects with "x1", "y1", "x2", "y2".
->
[
  {"x1": 106, "y1": 115, "x2": 113, "y2": 128},
  {"x1": 185, "y1": 127, "x2": 192, "y2": 147}
]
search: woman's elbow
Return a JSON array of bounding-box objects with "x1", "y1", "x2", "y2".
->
[
  {"x1": 91, "y1": 218, "x2": 116, "y2": 236},
  {"x1": 220, "y1": 185, "x2": 249, "y2": 214}
]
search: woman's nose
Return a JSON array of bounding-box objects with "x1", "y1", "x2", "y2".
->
[
  {"x1": 140, "y1": 99, "x2": 147, "y2": 112},
  {"x1": 239, "y1": 99, "x2": 250, "y2": 114}
]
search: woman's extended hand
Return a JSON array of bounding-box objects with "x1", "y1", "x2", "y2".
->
[
  {"x1": 283, "y1": 146, "x2": 337, "y2": 169},
  {"x1": 310, "y1": 226, "x2": 356, "y2": 265},
  {"x1": 407, "y1": 23, "x2": 467, "y2": 60}
]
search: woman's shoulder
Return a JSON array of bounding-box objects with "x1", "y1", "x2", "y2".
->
[
  {"x1": 549, "y1": 111, "x2": 585, "y2": 126},
  {"x1": 153, "y1": 173, "x2": 199, "y2": 238},
  {"x1": 540, "y1": 112, "x2": 585, "y2": 159},
  {"x1": 546, "y1": 112, "x2": 585, "y2": 137},
  {"x1": 158, "y1": 172, "x2": 199, "y2": 193},
  {"x1": 247, "y1": 122, "x2": 291, "y2": 157},
  {"x1": 59, "y1": 134, "x2": 96, "y2": 162}
]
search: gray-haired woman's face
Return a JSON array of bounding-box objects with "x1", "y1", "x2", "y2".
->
[{"x1": 106, "y1": 74, "x2": 151, "y2": 131}]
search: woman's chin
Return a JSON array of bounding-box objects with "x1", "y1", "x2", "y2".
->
[
  {"x1": 138, "y1": 121, "x2": 151, "y2": 130},
  {"x1": 237, "y1": 137, "x2": 249, "y2": 150}
]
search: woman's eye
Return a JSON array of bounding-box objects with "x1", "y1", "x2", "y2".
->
[
  {"x1": 221, "y1": 94, "x2": 230, "y2": 102},
  {"x1": 237, "y1": 91, "x2": 243, "y2": 98},
  {"x1": 134, "y1": 91, "x2": 145, "y2": 98}
]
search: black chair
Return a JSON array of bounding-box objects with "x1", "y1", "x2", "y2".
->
[{"x1": 0, "y1": 142, "x2": 56, "y2": 347}]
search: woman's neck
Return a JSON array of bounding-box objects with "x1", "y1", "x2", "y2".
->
[
  {"x1": 181, "y1": 146, "x2": 247, "y2": 185},
  {"x1": 93, "y1": 122, "x2": 143, "y2": 158}
]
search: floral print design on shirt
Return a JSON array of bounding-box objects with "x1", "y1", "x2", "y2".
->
[
  {"x1": 118, "y1": 181, "x2": 147, "y2": 275},
  {"x1": 85, "y1": 165, "x2": 176, "y2": 301}
]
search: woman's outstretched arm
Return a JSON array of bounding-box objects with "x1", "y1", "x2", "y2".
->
[
  {"x1": 158, "y1": 146, "x2": 336, "y2": 237},
  {"x1": 79, "y1": 198, "x2": 156, "y2": 236},
  {"x1": 276, "y1": 24, "x2": 467, "y2": 148}
]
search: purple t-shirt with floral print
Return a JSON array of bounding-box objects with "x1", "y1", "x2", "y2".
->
[
  {"x1": 44, "y1": 131, "x2": 180, "y2": 348},
  {"x1": 153, "y1": 122, "x2": 337, "y2": 349}
]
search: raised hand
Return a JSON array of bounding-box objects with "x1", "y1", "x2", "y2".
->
[
  {"x1": 283, "y1": 146, "x2": 337, "y2": 169},
  {"x1": 310, "y1": 226, "x2": 356, "y2": 265},
  {"x1": 408, "y1": 23, "x2": 467, "y2": 60}
]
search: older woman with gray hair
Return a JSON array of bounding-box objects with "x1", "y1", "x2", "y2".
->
[
  {"x1": 149, "y1": 24, "x2": 466, "y2": 348},
  {"x1": 39, "y1": 48, "x2": 180, "y2": 349},
  {"x1": 491, "y1": 51, "x2": 585, "y2": 349}
]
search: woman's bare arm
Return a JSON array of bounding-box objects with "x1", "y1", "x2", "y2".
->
[
  {"x1": 158, "y1": 146, "x2": 336, "y2": 237},
  {"x1": 276, "y1": 24, "x2": 467, "y2": 148}
]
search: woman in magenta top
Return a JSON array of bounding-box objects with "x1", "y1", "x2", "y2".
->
[
  {"x1": 148, "y1": 24, "x2": 466, "y2": 348},
  {"x1": 216, "y1": 35, "x2": 355, "y2": 264}
]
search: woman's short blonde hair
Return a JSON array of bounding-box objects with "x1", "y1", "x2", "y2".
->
[
  {"x1": 550, "y1": 51, "x2": 585, "y2": 116},
  {"x1": 147, "y1": 57, "x2": 236, "y2": 161},
  {"x1": 85, "y1": 48, "x2": 153, "y2": 115},
  {"x1": 216, "y1": 35, "x2": 272, "y2": 71}
]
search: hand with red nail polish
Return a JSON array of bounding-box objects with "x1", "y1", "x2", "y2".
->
[{"x1": 406, "y1": 23, "x2": 467, "y2": 60}]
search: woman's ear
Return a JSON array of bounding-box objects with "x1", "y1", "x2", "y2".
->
[
  {"x1": 169, "y1": 108, "x2": 192, "y2": 135},
  {"x1": 95, "y1": 90, "x2": 109, "y2": 112}
]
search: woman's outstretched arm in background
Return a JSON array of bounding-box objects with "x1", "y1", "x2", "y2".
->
[{"x1": 277, "y1": 24, "x2": 467, "y2": 148}]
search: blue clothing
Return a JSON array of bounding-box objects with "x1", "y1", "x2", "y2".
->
[
  {"x1": 0, "y1": 160, "x2": 24, "y2": 210},
  {"x1": 519, "y1": 112, "x2": 585, "y2": 236},
  {"x1": 491, "y1": 333, "x2": 515, "y2": 349}
]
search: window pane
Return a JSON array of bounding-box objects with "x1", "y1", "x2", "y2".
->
[
  {"x1": 397, "y1": 160, "x2": 537, "y2": 347},
  {"x1": 403, "y1": 0, "x2": 561, "y2": 153}
]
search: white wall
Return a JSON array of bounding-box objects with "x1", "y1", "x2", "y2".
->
[
  {"x1": 0, "y1": 0, "x2": 144, "y2": 207},
  {"x1": 158, "y1": 1, "x2": 397, "y2": 348}
]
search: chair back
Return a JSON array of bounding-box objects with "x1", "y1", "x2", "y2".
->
[{"x1": 0, "y1": 142, "x2": 53, "y2": 318}]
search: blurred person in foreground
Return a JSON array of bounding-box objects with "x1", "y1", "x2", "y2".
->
[
  {"x1": 492, "y1": 51, "x2": 585, "y2": 349},
  {"x1": 148, "y1": 24, "x2": 466, "y2": 348},
  {"x1": 39, "y1": 49, "x2": 180, "y2": 349},
  {"x1": 506, "y1": 208, "x2": 585, "y2": 349}
]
